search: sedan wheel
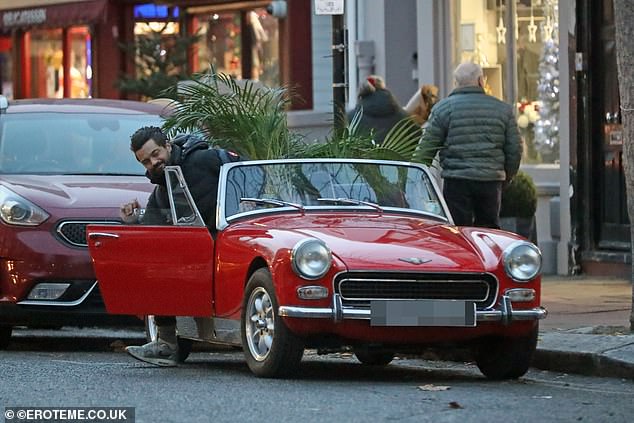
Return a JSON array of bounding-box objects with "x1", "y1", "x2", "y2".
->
[
  {"x1": 241, "y1": 268, "x2": 304, "y2": 378},
  {"x1": 0, "y1": 326, "x2": 12, "y2": 350},
  {"x1": 475, "y1": 325, "x2": 538, "y2": 380}
]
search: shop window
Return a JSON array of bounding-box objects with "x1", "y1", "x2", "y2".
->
[
  {"x1": 27, "y1": 26, "x2": 91, "y2": 99},
  {"x1": 29, "y1": 28, "x2": 63, "y2": 98},
  {"x1": 69, "y1": 26, "x2": 91, "y2": 98},
  {"x1": 0, "y1": 36, "x2": 11, "y2": 98},
  {"x1": 454, "y1": 0, "x2": 560, "y2": 164},
  {"x1": 192, "y1": 8, "x2": 279, "y2": 87}
]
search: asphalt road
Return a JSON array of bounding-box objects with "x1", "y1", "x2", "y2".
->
[{"x1": 1, "y1": 327, "x2": 633, "y2": 423}]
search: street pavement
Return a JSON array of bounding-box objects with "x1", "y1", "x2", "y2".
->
[
  {"x1": 9, "y1": 275, "x2": 634, "y2": 380},
  {"x1": 535, "y1": 275, "x2": 634, "y2": 379}
]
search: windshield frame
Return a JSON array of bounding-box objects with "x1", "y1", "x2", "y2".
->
[{"x1": 216, "y1": 158, "x2": 451, "y2": 230}]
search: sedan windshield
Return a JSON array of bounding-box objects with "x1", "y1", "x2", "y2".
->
[
  {"x1": 0, "y1": 113, "x2": 162, "y2": 175},
  {"x1": 223, "y1": 161, "x2": 446, "y2": 220}
]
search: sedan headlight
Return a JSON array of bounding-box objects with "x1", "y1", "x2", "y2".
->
[
  {"x1": 291, "y1": 238, "x2": 332, "y2": 280},
  {"x1": 503, "y1": 241, "x2": 542, "y2": 282},
  {"x1": 0, "y1": 185, "x2": 50, "y2": 226}
]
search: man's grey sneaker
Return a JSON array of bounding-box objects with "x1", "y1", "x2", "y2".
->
[{"x1": 126, "y1": 340, "x2": 178, "y2": 367}]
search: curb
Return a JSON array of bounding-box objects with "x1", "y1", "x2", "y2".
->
[
  {"x1": 532, "y1": 348, "x2": 634, "y2": 380},
  {"x1": 533, "y1": 330, "x2": 634, "y2": 380}
]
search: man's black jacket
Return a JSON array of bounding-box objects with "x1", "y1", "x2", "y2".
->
[{"x1": 141, "y1": 137, "x2": 222, "y2": 229}]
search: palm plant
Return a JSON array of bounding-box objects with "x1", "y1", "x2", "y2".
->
[
  {"x1": 161, "y1": 69, "x2": 433, "y2": 163},
  {"x1": 162, "y1": 71, "x2": 304, "y2": 160}
]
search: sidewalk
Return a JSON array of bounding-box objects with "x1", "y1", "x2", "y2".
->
[{"x1": 535, "y1": 275, "x2": 634, "y2": 379}]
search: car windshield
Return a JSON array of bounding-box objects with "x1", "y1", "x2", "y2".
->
[
  {"x1": 222, "y1": 160, "x2": 447, "y2": 221},
  {"x1": 0, "y1": 113, "x2": 162, "y2": 175}
]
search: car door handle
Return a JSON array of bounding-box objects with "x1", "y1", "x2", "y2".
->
[{"x1": 88, "y1": 232, "x2": 120, "y2": 239}]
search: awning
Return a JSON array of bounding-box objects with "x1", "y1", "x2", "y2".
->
[{"x1": 0, "y1": 0, "x2": 107, "y2": 31}]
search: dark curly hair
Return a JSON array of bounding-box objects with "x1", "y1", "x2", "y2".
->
[{"x1": 130, "y1": 126, "x2": 168, "y2": 153}]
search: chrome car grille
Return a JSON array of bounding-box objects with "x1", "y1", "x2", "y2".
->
[
  {"x1": 335, "y1": 271, "x2": 498, "y2": 309},
  {"x1": 56, "y1": 220, "x2": 121, "y2": 247}
]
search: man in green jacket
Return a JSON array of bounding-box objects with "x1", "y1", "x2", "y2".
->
[{"x1": 419, "y1": 62, "x2": 522, "y2": 229}]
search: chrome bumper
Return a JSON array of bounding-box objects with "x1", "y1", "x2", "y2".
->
[{"x1": 278, "y1": 294, "x2": 547, "y2": 326}]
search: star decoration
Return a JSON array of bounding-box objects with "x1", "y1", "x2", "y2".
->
[
  {"x1": 528, "y1": 15, "x2": 538, "y2": 42},
  {"x1": 542, "y1": 16, "x2": 554, "y2": 41},
  {"x1": 496, "y1": 16, "x2": 507, "y2": 44}
]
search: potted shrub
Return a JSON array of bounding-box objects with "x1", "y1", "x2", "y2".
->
[{"x1": 499, "y1": 170, "x2": 538, "y2": 243}]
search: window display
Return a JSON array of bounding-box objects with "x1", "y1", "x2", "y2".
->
[
  {"x1": 454, "y1": 0, "x2": 560, "y2": 164},
  {"x1": 28, "y1": 26, "x2": 91, "y2": 99},
  {"x1": 192, "y1": 8, "x2": 279, "y2": 87}
]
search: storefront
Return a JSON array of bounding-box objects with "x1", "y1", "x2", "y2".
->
[
  {"x1": 162, "y1": 0, "x2": 314, "y2": 109},
  {"x1": 451, "y1": 0, "x2": 561, "y2": 166},
  {"x1": 574, "y1": 0, "x2": 628, "y2": 276},
  {"x1": 440, "y1": 0, "x2": 627, "y2": 276},
  {"x1": 0, "y1": 0, "x2": 111, "y2": 99}
]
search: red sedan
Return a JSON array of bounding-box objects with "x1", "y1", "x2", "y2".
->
[
  {"x1": 88, "y1": 159, "x2": 546, "y2": 379},
  {"x1": 0, "y1": 97, "x2": 166, "y2": 348}
]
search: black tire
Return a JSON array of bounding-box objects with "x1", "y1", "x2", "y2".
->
[
  {"x1": 241, "y1": 268, "x2": 304, "y2": 378},
  {"x1": 475, "y1": 324, "x2": 538, "y2": 380},
  {"x1": 354, "y1": 349, "x2": 395, "y2": 366},
  {"x1": 144, "y1": 315, "x2": 191, "y2": 363},
  {"x1": 0, "y1": 326, "x2": 12, "y2": 350}
]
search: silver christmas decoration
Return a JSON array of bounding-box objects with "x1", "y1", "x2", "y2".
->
[{"x1": 533, "y1": 1, "x2": 559, "y2": 163}]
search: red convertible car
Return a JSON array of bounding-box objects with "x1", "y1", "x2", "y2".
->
[{"x1": 88, "y1": 158, "x2": 546, "y2": 379}]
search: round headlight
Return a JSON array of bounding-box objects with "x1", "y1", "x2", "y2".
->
[
  {"x1": 503, "y1": 241, "x2": 542, "y2": 282},
  {"x1": 291, "y1": 239, "x2": 332, "y2": 280}
]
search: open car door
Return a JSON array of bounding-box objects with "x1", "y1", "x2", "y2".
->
[{"x1": 87, "y1": 166, "x2": 214, "y2": 317}]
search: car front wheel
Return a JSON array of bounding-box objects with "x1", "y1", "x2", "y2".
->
[
  {"x1": 241, "y1": 268, "x2": 304, "y2": 378},
  {"x1": 475, "y1": 325, "x2": 538, "y2": 380},
  {"x1": 0, "y1": 326, "x2": 12, "y2": 349}
]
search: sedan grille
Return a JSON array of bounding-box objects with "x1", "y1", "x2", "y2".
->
[
  {"x1": 56, "y1": 220, "x2": 121, "y2": 247},
  {"x1": 335, "y1": 271, "x2": 498, "y2": 309}
]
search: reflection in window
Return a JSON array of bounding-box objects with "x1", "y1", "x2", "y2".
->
[
  {"x1": 0, "y1": 114, "x2": 160, "y2": 174},
  {"x1": 454, "y1": 0, "x2": 560, "y2": 164},
  {"x1": 192, "y1": 9, "x2": 279, "y2": 87},
  {"x1": 27, "y1": 27, "x2": 91, "y2": 99},
  {"x1": 224, "y1": 162, "x2": 446, "y2": 220}
]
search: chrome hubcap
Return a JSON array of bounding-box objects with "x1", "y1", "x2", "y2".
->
[{"x1": 245, "y1": 287, "x2": 275, "y2": 361}]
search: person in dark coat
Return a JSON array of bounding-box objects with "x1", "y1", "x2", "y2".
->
[
  {"x1": 419, "y1": 62, "x2": 522, "y2": 229},
  {"x1": 119, "y1": 126, "x2": 223, "y2": 367},
  {"x1": 347, "y1": 75, "x2": 411, "y2": 144}
]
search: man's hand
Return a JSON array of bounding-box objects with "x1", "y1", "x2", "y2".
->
[{"x1": 120, "y1": 199, "x2": 141, "y2": 223}]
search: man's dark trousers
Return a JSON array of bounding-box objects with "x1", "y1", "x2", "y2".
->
[{"x1": 442, "y1": 178, "x2": 503, "y2": 229}]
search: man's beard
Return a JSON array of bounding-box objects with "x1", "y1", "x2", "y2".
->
[{"x1": 148, "y1": 162, "x2": 165, "y2": 179}]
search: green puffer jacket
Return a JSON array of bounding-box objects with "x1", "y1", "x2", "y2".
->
[{"x1": 419, "y1": 86, "x2": 521, "y2": 182}]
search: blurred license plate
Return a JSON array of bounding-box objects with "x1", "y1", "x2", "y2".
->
[{"x1": 370, "y1": 300, "x2": 476, "y2": 327}]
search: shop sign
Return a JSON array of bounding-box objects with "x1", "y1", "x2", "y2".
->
[
  {"x1": 2, "y1": 8, "x2": 46, "y2": 28},
  {"x1": 0, "y1": 1, "x2": 107, "y2": 31},
  {"x1": 315, "y1": 0, "x2": 344, "y2": 15}
]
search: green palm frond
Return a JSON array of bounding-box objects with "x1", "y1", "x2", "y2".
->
[
  {"x1": 162, "y1": 69, "x2": 440, "y2": 166},
  {"x1": 361, "y1": 117, "x2": 422, "y2": 162},
  {"x1": 162, "y1": 70, "x2": 304, "y2": 160},
  {"x1": 299, "y1": 108, "x2": 374, "y2": 159}
]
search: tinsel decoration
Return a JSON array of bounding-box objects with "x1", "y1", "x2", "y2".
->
[
  {"x1": 533, "y1": 3, "x2": 560, "y2": 163},
  {"x1": 534, "y1": 38, "x2": 560, "y2": 162}
]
